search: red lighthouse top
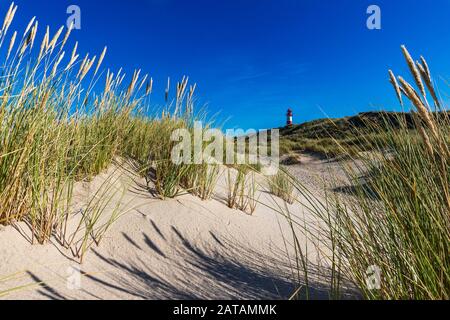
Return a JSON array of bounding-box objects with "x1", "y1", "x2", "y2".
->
[{"x1": 286, "y1": 108, "x2": 293, "y2": 126}]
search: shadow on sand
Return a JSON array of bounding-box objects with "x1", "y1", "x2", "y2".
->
[
  {"x1": 25, "y1": 217, "x2": 356, "y2": 300},
  {"x1": 81, "y1": 224, "x2": 339, "y2": 299}
]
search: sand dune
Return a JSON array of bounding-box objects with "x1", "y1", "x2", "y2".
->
[{"x1": 0, "y1": 159, "x2": 335, "y2": 300}]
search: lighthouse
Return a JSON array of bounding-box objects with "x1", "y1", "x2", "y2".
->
[{"x1": 286, "y1": 108, "x2": 293, "y2": 126}]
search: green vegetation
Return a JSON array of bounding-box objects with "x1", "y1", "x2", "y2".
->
[
  {"x1": 0, "y1": 4, "x2": 218, "y2": 257},
  {"x1": 269, "y1": 170, "x2": 295, "y2": 204},
  {"x1": 226, "y1": 166, "x2": 258, "y2": 214},
  {"x1": 283, "y1": 46, "x2": 449, "y2": 299},
  {"x1": 279, "y1": 111, "x2": 448, "y2": 157}
]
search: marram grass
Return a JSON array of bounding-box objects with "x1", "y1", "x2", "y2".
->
[
  {"x1": 0, "y1": 2, "x2": 216, "y2": 252},
  {"x1": 281, "y1": 46, "x2": 449, "y2": 299}
]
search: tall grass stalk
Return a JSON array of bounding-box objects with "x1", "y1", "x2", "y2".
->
[
  {"x1": 282, "y1": 46, "x2": 449, "y2": 299},
  {"x1": 269, "y1": 170, "x2": 296, "y2": 204},
  {"x1": 0, "y1": 3, "x2": 215, "y2": 258},
  {"x1": 226, "y1": 166, "x2": 259, "y2": 214}
]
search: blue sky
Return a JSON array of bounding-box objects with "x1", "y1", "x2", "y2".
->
[{"x1": 8, "y1": 0, "x2": 450, "y2": 130}]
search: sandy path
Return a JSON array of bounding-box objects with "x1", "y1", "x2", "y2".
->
[{"x1": 0, "y1": 161, "x2": 333, "y2": 300}]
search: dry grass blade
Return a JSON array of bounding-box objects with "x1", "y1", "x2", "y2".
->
[{"x1": 388, "y1": 70, "x2": 403, "y2": 106}]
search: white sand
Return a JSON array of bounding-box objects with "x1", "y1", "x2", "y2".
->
[{"x1": 0, "y1": 159, "x2": 332, "y2": 300}]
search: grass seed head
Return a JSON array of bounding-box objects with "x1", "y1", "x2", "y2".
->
[
  {"x1": 389, "y1": 70, "x2": 403, "y2": 106},
  {"x1": 94, "y1": 46, "x2": 107, "y2": 76},
  {"x1": 401, "y1": 45, "x2": 427, "y2": 99},
  {"x1": 6, "y1": 30, "x2": 16, "y2": 59}
]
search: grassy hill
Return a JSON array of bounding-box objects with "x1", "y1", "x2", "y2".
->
[{"x1": 278, "y1": 111, "x2": 448, "y2": 156}]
